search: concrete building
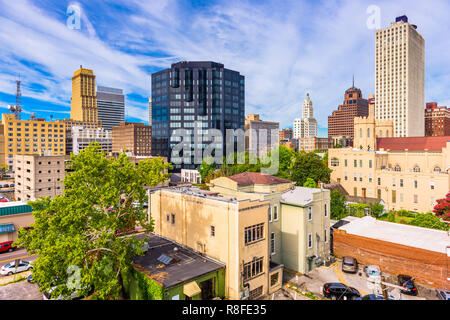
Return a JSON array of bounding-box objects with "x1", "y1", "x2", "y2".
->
[
  {"x1": 0, "y1": 113, "x2": 66, "y2": 168},
  {"x1": 70, "y1": 66, "x2": 98, "y2": 123},
  {"x1": 279, "y1": 128, "x2": 293, "y2": 143},
  {"x1": 245, "y1": 114, "x2": 279, "y2": 158},
  {"x1": 14, "y1": 154, "x2": 67, "y2": 202},
  {"x1": 375, "y1": 16, "x2": 425, "y2": 137},
  {"x1": 62, "y1": 119, "x2": 101, "y2": 155},
  {"x1": 149, "y1": 186, "x2": 282, "y2": 300},
  {"x1": 181, "y1": 169, "x2": 201, "y2": 184},
  {"x1": 328, "y1": 84, "x2": 369, "y2": 143},
  {"x1": 294, "y1": 93, "x2": 318, "y2": 139},
  {"x1": 69, "y1": 126, "x2": 112, "y2": 155},
  {"x1": 425, "y1": 102, "x2": 450, "y2": 137},
  {"x1": 112, "y1": 122, "x2": 151, "y2": 156},
  {"x1": 328, "y1": 99, "x2": 450, "y2": 213},
  {"x1": 209, "y1": 172, "x2": 331, "y2": 274},
  {"x1": 0, "y1": 202, "x2": 34, "y2": 242},
  {"x1": 151, "y1": 61, "x2": 245, "y2": 170},
  {"x1": 333, "y1": 216, "x2": 449, "y2": 288},
  {"x1": 298, "y1": 137, "x2": 330, "y2": 152},
  {"x1": 97, "y1": 86, "x2": 125, "y2": 131}
]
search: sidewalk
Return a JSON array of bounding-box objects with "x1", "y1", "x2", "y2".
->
[{"x1": 0, "y1": 271, "x2": 31, "y2": 286}]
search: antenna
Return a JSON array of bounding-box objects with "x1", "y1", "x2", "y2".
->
[{"x1": 8, "y1": 75, "x2": 22, "y2": 120}]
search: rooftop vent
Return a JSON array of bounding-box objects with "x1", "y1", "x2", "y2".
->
[{"x1": 157, "y1": 254, "x2": 174, "y2": 265}]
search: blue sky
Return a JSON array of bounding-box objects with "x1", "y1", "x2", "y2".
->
[{"x1": 0, "y1": 0, "x2": 449, "y2": 138}]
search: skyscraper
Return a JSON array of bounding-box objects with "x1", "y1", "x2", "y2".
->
[
  {"x1": 293, "y1": 93, "x2": 317, "y2": 139},
  {"x1": 70, "y1": 66, "x2": 98, "y2": 123},
  {"x1": 97, "y1": 86, "x2": 125, "y2": 130},
  {"x1": 375, "y1": 15, "x2": 425, "y2": 137},
  {"x1": 151, "y1": 61, "x2": 245, "y2": 170}
]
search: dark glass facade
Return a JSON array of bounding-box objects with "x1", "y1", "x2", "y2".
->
[{"x1": 151, "y1": 61, "x2": 245, "y2": 170}]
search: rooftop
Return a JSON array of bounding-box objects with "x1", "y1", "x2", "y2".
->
[
  {"x1": 228, "y1": 172, "x2": 293, "y2": 187},
  {"x1": 337, "y1": 216, "x2": 449, "y2": 254},
  {"x1": 161, "y1": 187, "x2": 239, "y2": 203},
  {"x1": 280, "y1": 186, "x2": 325, "y2": 206},
  {"x1": 377, "y1": 136, "x2": 449, "y2": 151},
  {"x1": 133, "y1": 234, "x2": 225, "y2": 288}
]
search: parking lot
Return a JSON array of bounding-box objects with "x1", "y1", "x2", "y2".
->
[
  {"x1": 283, "y1": 259, "x2": 439, "y2": 300},
  {"x1": 0, "y1": 280, "x2": 42, "y2": 300}
]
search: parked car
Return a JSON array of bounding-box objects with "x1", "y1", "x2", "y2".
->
[
  {"x1": 341, "y1": 256, "x2": 358, "y2": 273},
  {"x1": 9, "y1": 183, "x2": 14, "y2": 187},
  {"x1": 0, "y1": 241, "x2": 15, "y2": 253},
  {"x1": 27, "y1": 274, "x2": 34, "y2": 283},
  {"x1": 3, "y1": 184, "x2": 9, "y2": 188},
  {"x1": 358, "y1": 294, "x2": 395, "y2": 300},
  {"x1": 0, "y1": 197, "x2": 9, "y2": 202},
  {"x1": 397, "y1": 275, "x2": 418, "y2": 295},
  {"x1": 322, "y1": 282, "x2": 361, "y2": 300},
  {"x1": 435, "y1": 289, "x2": 450, "y2": 300},
  {"x1": 0, "y1": 260, "x2": 33, "y2": 276},
  {"x1": 364, "y1": 265, "x2": 381, "y2": 282}
]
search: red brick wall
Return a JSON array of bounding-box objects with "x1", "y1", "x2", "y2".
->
[{"x1": 333, "y1": 229, "x2": 449, "y2": 289}]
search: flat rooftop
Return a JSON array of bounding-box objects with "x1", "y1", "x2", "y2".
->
[
  {"x1": 133, "y1": 234, "x2": 225, "y2": 288},
  {"x1": 280, "y1": 187, "x2": 324, "y2": 206},
  {"x1": 337, "y1": 216, "x2": 449, "y2": 254},
  {"x1": 161, "y1": 187, "x2": 239, "y2": 203}
]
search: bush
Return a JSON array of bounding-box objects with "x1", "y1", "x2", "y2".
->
[{"x1": 409, "y1": 213, "x2": 449, "y2": 231}]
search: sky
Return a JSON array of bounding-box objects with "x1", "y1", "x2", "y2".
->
[{"x1": 0, "y1": 0, "x2": 449, "y2": 138}]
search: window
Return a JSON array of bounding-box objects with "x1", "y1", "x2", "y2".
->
[
  {"x1": 344, "y1": 159, "x2": 348, "y2": 167},
  {"x1": 413, "y1": 195, "x2": 418, "y2": 203},
  {"x1": 324, "y1": 229, "x2": 328, "y2": 243},
  {"x1": 273, "y1": 205, "x2": 278, "y2": 221},
  {"x1": 308, "y1": 207, "x2": 312, "y2": 220},
  {"x1": 377, "y1": 177, "x2": 381, "y2": 186},
  {"x1": 270, "y1": 232, "x2": 275, "y2": 254},
  {"x1": 392, "y1": 190, "x2": 396, "y2": 203},
  {"x1": 171, "y1": 214, "x2": 175, "y2": 224},
  {"x1": 394, "y1": 165, "x2": 401, "y2": 172},
  {"x1": 392, "y1": 178, "x2": 396, "y2": 187},
  {"x1": 369, "y1": 160, "x2": 372, "y2": 168},
  {"x1": 430, "y1": 181, "x2": 434, "y2": 190},
  {"x1": 414, "y1": 180, "x2": 418, "y2": 188},
  {"x1": 359, "y1": 160, "x2": 363, "y2": 168},
  {"x1": 210, "y1": 225, "x2": 215, "y2": 237},
  {"x1": 308, "y1": 233, "x2": 313, "y2": 248},
  {"x1": 400, "y1": 179, "x2": 403, "y2": 187},
  {"x1": 243, "y1": 257, "x2": 264, "y2": 281},
  {"x1": 268, "y1": 206, "x2": 272, "y2": 222},
  {"x1": 331, "y1": 158, "x2": 339, "y2": 167},
  {"x1": 413, "y1": 165, "x2": 420, "y2": 172},
  {"x1": 433, "y1": 166, "x2": 441, "y2": 173},
  {"x1": 324, "y1": 203, "x2": 328, "y2": 217},
  {"x1": 244, "y1": 223, "x2": 264, "y2": 245},
  {"x1": 354, "y1": 159, "x2": 357, "y2": 167},
  {"x1": 270, "y1": 273, "x2": 279, "y2": 287}
]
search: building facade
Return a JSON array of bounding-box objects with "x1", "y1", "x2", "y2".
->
[
  {"x1": 69, "y1": 126, "x2": 112, "y2": 155},
  {"x1": 245, "y1": 114, "x2": 279, "y2": 158},
  {"x1": 0, "y1": 113, "x2": 66, "y2": 167},
  {"x1": 151, "y1": 61, "x2": 245, "y2": 170},
  {"x1": 97, "y1": 86, "x2": 125, "y2": 131},
  {"x1": 294, "y1": 93, "x2": 318, "y2": 139},
  {"x1": 112, "y1": 122, "x2": 152, "y2": 156},
  {"x1": 279, "y1": 128, "x2": 293, "y2": 143},
  {"x1": 0, "y1": 202, "x2": 34, "y2": 242},
  {"x1": 14, "y1": 154, "x2": 67, "y2": 202},
  {"x1": 375, "y1": 16, "x2": 425, "y2": 137},
  {"x1": 328, "y1": 85, "x2": 369, "y2": 143},
  {"x1": 70, "y1": 66, "x2": 98, "y2": 123},
  {"x1": 425, "y1": 102, "x2": 450, "y2": 137},
  {"x1": 180, "y1": 169, "x2": 201, "y2": 184},
  {"x1": 298, "y1": 137, "x2": 330, "y2": 152}
]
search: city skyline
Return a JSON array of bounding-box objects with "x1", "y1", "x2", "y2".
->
[{"x1": 0, "y1": 1, "x2": 450, "y2": 138}]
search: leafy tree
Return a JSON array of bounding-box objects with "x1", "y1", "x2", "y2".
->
[
  {"x1": 0, "y1": 164, "x2": 9, "y2": 179},
  {"x1": 433, "y1": 192, "x2": 450, "y2": 221},
  {"x1": 290, "y1": 151, "x2": 331, "y2": 186},
  {"x1": 322, "y1": 151, "x2": 329, "y2": 168},
  {"x1": 409, "y1": 212, "x2": 449, "y2": 231},
  {"x1": 15, "y1": 143, "x2": 171, "y2": 300},
  {"x1": 330, "y1": 190, "x2": 347, "y2": 220},
  {"x1": 303, "y1": 178, "x2": 317, "y2": 188},
  {"x1": 369, "y1": 202, "x2": 384, "y2": 218},
  {"x1": 197, "y1": 156, "x2": 217, "y2": 183},
  {"x1": 349, "y1": 203, "x2": 368, "y2": 217},
  {"x1": 267, "y1": 145, "x2": 295, "y2": 179}
]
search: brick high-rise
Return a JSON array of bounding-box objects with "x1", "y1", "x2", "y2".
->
[
  {"x1": 425, "y1": 102, "x2": 450, "y2": 136},
  {"x1": 112, "y1": 122, "x2": 152, "y2": 156}
]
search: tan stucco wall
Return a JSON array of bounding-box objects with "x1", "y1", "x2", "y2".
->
[{"x1": 0, "y1": 212, "x2": 34, "y2": 242}]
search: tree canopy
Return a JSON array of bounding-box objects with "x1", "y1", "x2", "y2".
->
[
  {"x1": 290, "y1": 151, "x2": 331, "y2": 187},
  {"x1": 330, "y1": 190, "x2": 348, "y2": 220},
  {"x1": 15, "y1": 143, "x2": 171, "y2": 299}
]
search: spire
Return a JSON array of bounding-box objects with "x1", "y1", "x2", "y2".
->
[{"x1": 352, "y1": 74, "x2": 355, "y2": 88}]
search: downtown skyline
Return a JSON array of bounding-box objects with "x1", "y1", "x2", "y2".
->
[{"x1": 0, "y1": 0, "x2": 450, "y2": 138}]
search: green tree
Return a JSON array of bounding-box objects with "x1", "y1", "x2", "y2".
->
[
  {"x1": 303, "y1": 178, "x2": 317, "y2": 188},
  {"x1": 15, "y1": 143, "x2": 171, "y2": 300},
  {"x1": 409, "y1": 212, "x2": 449, "y2": 231},
  {"x1": 0, "y1": 164, "x2": 9, "y2": 180},
  {"x1": 266, "y1": 145, "x2": 296, "y2": 179},
  {"x1": 330, "y1": 190, "x2": 347, "y2": 220},
  {"x1": 290, "y1": 151, "x2": 331, "y2": 186},
  {"x1": 349, "y1": 203, "x2": 368, "y2": 217},
  {"x1": 197, "y1": 156, "x2": 217, "y2": 183},
  {"x1": 369, "y1": 202, "x2": 384, "y2": 218}
]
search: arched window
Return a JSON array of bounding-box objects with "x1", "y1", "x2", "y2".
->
[
  {"x1": 367, "y1": 128, "x2": 370, "y2": 138},
  {"x1": 394, "y1": 165, "x2": 401, "y2": 172},
  {"x1": 433, "y1": 166, "x2": 441, "y2": 173},
  {"x1": 413, "y1": 165, "x2": 420, "y2": 172}
]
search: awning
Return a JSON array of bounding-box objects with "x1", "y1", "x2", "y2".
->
[
  {"x1": 183, "y1": 281, "x2": 201, "y2": 297},
  {"x1": 0, "y1": 224, "x2": 15, "y2": 234}
]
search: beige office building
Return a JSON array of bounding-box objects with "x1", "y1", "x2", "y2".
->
[
  {"x1": 149, "y1": 187, "x2": 283, "y2": 300},
  {"x1": 375, "y1": 16, "x2": 425, "y2": 137},
  {"x1": 70, "y1": 66, "x2": 98, "y2": 123},
  {"x1": 14, "y1": 154, "x2": 67, "y2": 202},
  {"x1": 245, "y1": 114, "x2": 279, "y2": 158}
]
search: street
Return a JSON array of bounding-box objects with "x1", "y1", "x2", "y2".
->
[{"x1": 0, "y1": 248, "x2": 37, "y2": 266}]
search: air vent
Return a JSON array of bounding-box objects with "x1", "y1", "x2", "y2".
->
[{"x1": 157, "y1": 254, "x2": 174, "y2": 265}]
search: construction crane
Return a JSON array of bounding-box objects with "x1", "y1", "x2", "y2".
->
[{"x1": 7, "y1": 76, "x2": 22, "y2": 120}]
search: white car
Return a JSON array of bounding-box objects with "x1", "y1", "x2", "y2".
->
[
  {"x1": 0, "y1": 260, "x2": 33, "y2": 276},
  {"x1": 364, "y1": 265, "x2": 381, "y2": 282}
]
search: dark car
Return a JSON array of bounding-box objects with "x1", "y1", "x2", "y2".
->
[
  {"x1": 398, "y1": 275, "x2": 418, "y2": 296},
  {"x1": 359, "y1": 294, "x2": 395, "y2": 300},
  {"x1": 322, "y1": 282, "x2": 361, "y2": 300},
  {"x1": 0, "y1": 241, "x2": 15, "y2": 253},
  {"x1": 27, "y1": 274, "x2": 34, "y2": 283},
  {"x1": 341, "y1": 256, "x2": 358, "y2": 273}
]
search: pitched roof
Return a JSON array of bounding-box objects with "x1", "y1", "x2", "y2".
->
[
  {"x1": 227, "y1": 172, "x2": 293, "y2": 186},
  {"x1": 377, "y1": 136, "x2": 449, "y2": 151}
]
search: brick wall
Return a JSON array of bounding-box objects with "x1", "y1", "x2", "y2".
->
[{"x1": 333, "y1": 229, "x2": 449, "y2": 289}]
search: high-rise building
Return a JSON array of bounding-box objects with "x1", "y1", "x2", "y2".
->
[
  {"x1": 328, "y1": 84, "x2": 369, "y2": 144},
  {"x1": 97, "y1": 86, "x2": 125, "y2": 131},
  {"x1": 112, "y1": 122, "x2": 152, "y2": 156},
  {"x1": 298, "y1": 137, "x2": 330, "y2": 152},
  {"x1": 375, "y1": 16, "x2": 425, "y2": 137},
  {"x1": 148, "y1": 97, "x2": 152, "y2": 126},
  {"x1": 293, "y1": 93, "x2": 317, "y2": 139},
  {"x1": 0, "y1": 114, "x2": 66, "y2": 168},
  {"x1": 151, "y1": 61, "x2": 245, "y2": 170},
  {"x1": 425, "y1": 102, "x2": 450, "y2": 137},
  {"x1": 244, "y1": 114, "x2": 279, "y2": 158},
  {"x1": 279, "y1": 128, "x2": 293, "y2": 142},
  {"x1": 70, "y1": 66, "x2": 98, "y2": 123},
  {"x1": 69, "y1": 126, "x2": 112, "y2": 155}
]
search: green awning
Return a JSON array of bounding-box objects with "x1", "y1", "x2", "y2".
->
[{"x1": 0, "y1": 224, "x2": 15, "y2": 234}]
